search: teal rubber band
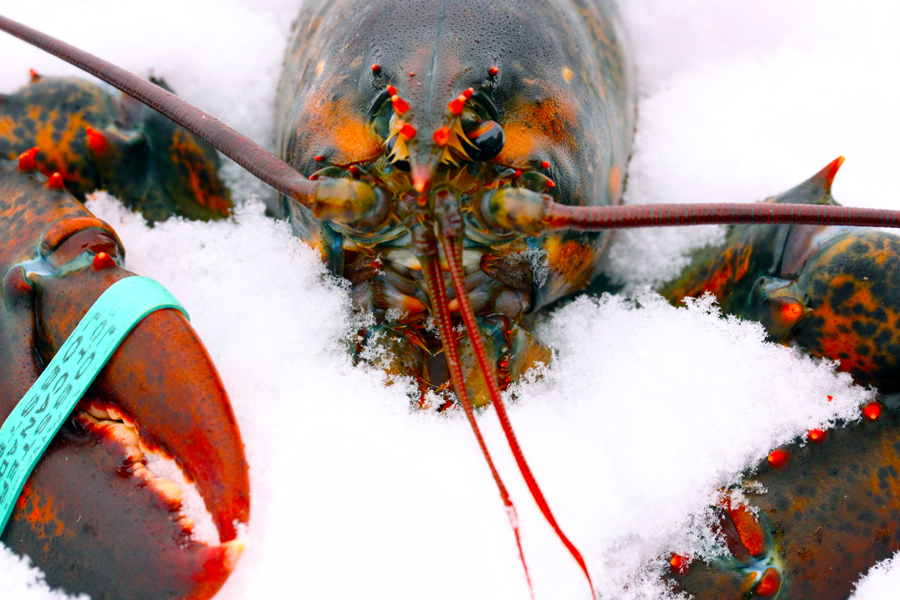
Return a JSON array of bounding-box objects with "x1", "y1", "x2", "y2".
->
[{"x1": 0, "y1": 276, "x2": 188, "y2": 534}]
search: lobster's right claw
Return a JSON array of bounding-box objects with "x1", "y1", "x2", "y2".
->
[{"x1": 0, "y1": 163, "x2": 249, "y2": 600}]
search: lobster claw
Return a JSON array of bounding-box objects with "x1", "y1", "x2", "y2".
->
[{"x1": 0, "y1": 162, "x2": 249, "y2": 600}]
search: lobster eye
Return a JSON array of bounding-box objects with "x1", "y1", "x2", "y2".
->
[
  {"x1": 462, "y1": 119, "x2": 505, "y2": 161},
  {"x1": 370, "y1": 92, "x2": 394, "y2": 140}
]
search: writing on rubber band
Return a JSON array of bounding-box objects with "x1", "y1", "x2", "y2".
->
[{"x1": 0, "y1": 276, "x2": 188, "y2": 534}]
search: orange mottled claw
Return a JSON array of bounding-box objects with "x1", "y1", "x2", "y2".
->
[{"x1": 0, "y1": 161, "x2": 249, "y2": 599}]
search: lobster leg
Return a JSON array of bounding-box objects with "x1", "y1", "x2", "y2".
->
[
  {"x1": 0, "y1": 159, "x2": 249, "y2": 600},
  {"x1": 0, "y1": 76, "x2": 231, "y2": 222},
  {"x1": 669, "y1": 403, "x2": 900, "y2": 599},
  {"x1": 663, "y1": 158, "x2": 900, "y2": 392}
]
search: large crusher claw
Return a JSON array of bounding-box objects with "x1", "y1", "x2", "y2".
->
[{"x1": 0, "y1": 160, "x2": 249, "y2": 600}]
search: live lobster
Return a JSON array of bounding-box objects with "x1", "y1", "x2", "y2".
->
[{"x1": 0, "y1": 1, "x2": 897, "y2": 599}]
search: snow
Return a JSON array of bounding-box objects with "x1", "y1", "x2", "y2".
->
[
  {"x1": 1, "y1": 1, "x2": 899, "y2": 599},
  {"x1": 0, "y1": 549, "x2": 88, "y2": 600}
]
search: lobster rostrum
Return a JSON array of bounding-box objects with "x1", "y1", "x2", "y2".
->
[{"x1": 2, "y1": 2, "x2": 900, "y2": 598}]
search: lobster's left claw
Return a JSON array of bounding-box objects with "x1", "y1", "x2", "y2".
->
[
  {"x1": 34, "y1": 268, "x2": 251, "y2": 542},
  {"x1": 0, "y1": 163, "x2": 249, "y2": 600}
]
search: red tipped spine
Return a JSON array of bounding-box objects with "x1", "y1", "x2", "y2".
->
[
  {"x1": 17, "y1": 147, "x2": 39, "y2": 171},
  {"x1": 399, "y1": 122, "x2": 416, "y2": 141},
  {"x1": 85, "y1": 126, "x2": 109, "y2": 155},
  {"x1": 863, "y1": 401, "x2": 882, "y2": 421},
  {"x1": 767, "y1": 449, "x2": 789, "y2": 468},
  {"x1": 46, "y1": 172, "x2": 65, "y2": 189},
  {"x1": 448, "y1": 95, "x2": 466, "y2": 116},
  {"x1": 433, "y1": 126, "x2": 450, "y2": 147},
  {"x1": 92, "y1": 251, "x2": 116, "y2": 271},
  {"x1": 391, "y1": 94, "x2": 410, "y2": 115}
]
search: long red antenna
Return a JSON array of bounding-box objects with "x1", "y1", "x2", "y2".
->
[
  {"x1": 441, "y1": 234, "x2": 596, "y2": 598},
  {"x1": 0, "y1": 14, "x2": 316, "y2": 204},
  {"x1": 434, "y1": 193, "x2": 595, "y2": 597},
  {"x1": 409, "y1": 215, "x2": 535, "y2": 599}
]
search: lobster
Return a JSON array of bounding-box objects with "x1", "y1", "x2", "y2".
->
[{"x1": 0, "y1": 1, "x2": 899, "y2": 599}]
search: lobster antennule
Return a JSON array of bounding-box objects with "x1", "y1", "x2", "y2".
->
[{"x1": 0, "y1": 14, "x2": 318, "y2": 205}]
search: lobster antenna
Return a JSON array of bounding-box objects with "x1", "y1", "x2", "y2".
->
[
  {"x1": 484, "y1": 157, "x2": 900, "y2": 235},
  {"x1": 409, "y1": 216, "x2": 536, "y2": 600},
  {"x1": 541, "y1": 200, "x2": 900, "y2": 231},
  {"x1": 0, "y1": 14, "x2": 317, "y2": 205},
  {"x1": 438, "y1": 218, "x2": 596, "y2": 598},
  {"x1": 434, "y1": 193, "x2": 595, "y2": 596}
]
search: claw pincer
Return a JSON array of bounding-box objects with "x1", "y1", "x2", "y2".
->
[{"x1": 0, "y1": 159, "x2": 248, "y2": 600}]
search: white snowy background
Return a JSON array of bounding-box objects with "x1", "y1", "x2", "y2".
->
[{"x1": 1, "y1": 0, "x2": 899, "y2": 599}]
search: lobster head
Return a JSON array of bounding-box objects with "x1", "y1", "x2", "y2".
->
[
  {"x1": 0, "y1": 161, "x2": 249, "y2": 600},
  {"x1": 274, "y1": 0, "x2": 633, "y2": 405}
]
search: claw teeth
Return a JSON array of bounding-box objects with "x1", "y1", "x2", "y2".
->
[
  {"x1": 149, "y1": 477, "x2": 184, "y2": 508},
  {"x1": 179, "y1": 517, "x2": 195, "y2": 534},
  {"x1": 75, "y1": 411, "x2": 100, "y2": 427},
  {"x1": 82, "y1": 399, "x2": 111, "y2": 420},
  {"x1": 96, "y1": 420, "x2": 145, "y2": 465},
  {"x1": 105, "y1": 402, "x2": 134, "y2": 426},
  {"x1": 76, "y1": 402, "x2": 219, "y2": 542}
]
